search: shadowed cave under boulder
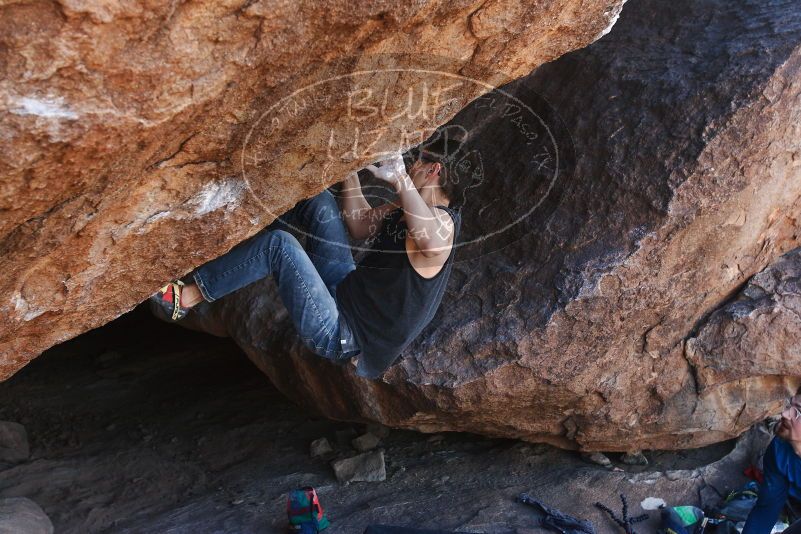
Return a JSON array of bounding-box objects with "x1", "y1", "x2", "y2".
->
[{"x1": 0, "y1": 307, "x2": 760, "y2": 532}]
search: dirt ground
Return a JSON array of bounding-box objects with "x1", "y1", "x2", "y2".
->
[{"x1": 0, "y1": 306, "x2": 760, "y2": 533}]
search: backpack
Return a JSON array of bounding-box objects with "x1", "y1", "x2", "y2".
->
[
  {"x1": 287, "y1": 487, "x2": 330, "y2": 532},
  {"x1": 712, "y1": 481, "x2": 760, "y2": 523}
]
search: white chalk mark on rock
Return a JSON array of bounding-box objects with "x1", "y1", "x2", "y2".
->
[
  {"x1": 11, "y1": 293, "x2": 25, "y2": 313},
  {"x1": 10, "y1": 293, "x2": 45, "y2": 322},
  {"x1": 190, "y1": 179, "x2": 244, "y2": 216},
  {"x1": 595, "y1": 1, "x2": 628, "y2": 41},
  {"x1": 143, "y1": 211, "x2": 171, "y2": 225},
  {"x1": 11, "y1": 97, "x2": 79, "y2": 120}
]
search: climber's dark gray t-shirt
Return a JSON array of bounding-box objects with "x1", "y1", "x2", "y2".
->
[{"x1": 336, "y1": 205, "x2": 461, "y2": 378}]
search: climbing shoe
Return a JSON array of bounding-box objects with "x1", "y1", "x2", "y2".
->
[{"x1": 151, "y1": 280, "x2": 190, "y2": 321}]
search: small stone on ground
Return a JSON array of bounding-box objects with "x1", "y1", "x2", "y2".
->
[
  {"x1": 310, "y1": 437, "x2": 333, "y2": 458},
  {"x1": 622, "y1": 451, "x2": 649, "y2": 466},
  {"x1": 352, "y1": 432, "x2": 380, "y2": 452},
  {"x1": 367, "y1": 423, "x2": 391, "y2": 439},
  {"x1": 582, "y1": 451, "x2": 612, "y2": 467},
  {"x1": 331, "y1": 450, "x2": 386, "y2": 483},
  {"x1": 640, "y1": 497, "x2": 667, "y2": 510}
]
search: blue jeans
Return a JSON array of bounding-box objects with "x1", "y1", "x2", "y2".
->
[{"x1": 191, "y1": 189, "x2": 359, "y2": 361}]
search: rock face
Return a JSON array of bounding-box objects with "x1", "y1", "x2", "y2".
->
[
  {"x1": 0, "y1": 0, "x2": 626, "y2": 379},
  {"x1": 181, "y1": 0, "x2": 801, "y2": 451},
  {"x1": 0, "y1": 498, "x2": 53, "y2": 534},
  {"x1": 687, "y1": 249, "x2": 801, "y2": 394}
]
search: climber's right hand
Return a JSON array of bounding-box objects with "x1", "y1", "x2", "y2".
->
[{"x1": 365, "y1": 154, "x2": 407, "y2": 187}]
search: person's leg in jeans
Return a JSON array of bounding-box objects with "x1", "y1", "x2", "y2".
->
[
  {"x1": 270, "y1": 188, "x2": 356, "y2": 295},
  {"x1": 190, "y1": 228, "x2": 344, "y2": 358},
  {"x1": 177, "y1": 188, "x2": 357, "y2": 359},
  {"x1": 258, "y1": 188, "x2": 360, "y2": 358},
  {"x1": 181, "y1": 189, "x2": 354, "y2": 305}
]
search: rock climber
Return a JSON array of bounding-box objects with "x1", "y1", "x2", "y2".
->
[
  {"x1": 743, "y1": 389, "x2": 801, "y2": 533},
  {"x1": 152, "y1": 134, "x2": 476, "y2": 379}
]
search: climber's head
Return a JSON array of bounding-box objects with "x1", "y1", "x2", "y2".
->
[
  {"x1": 407, "y1": 131, "x2": 481, "y2": 209},
  {"x1": 407, "y1": 151, "x2": 444, "y2": 196},
  {"x1": 777, "y1": 390, "x2": 801, "y2": 443}
]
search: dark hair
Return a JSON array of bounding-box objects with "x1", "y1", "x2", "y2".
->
[{"x1": 418, "y1": 131, "x2": 482, "y2": 208}]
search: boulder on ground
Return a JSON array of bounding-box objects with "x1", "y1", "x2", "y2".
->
[
  {"x1": 310, "y1": 437, "x2": 334, "y2": 458},
  {"x1": 331, "y1": 451, "x2": 387, "y2": 483},
  {"x1": 352, "y1": 433, "x2": 381, "y2": 452},
  {"x1": 0, "y1": 498, "x2": 53, "y2": 534}
]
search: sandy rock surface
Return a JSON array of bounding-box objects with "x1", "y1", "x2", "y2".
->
[{"x1": 182, "y1": 0, "x2": 801, "y2": 450}]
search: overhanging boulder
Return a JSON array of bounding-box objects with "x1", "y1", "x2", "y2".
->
[
  {"x1": 183, "y1": 0, "x2": 801, "y2": 451},
  {"x1": 0, "y1": 0, "x2": 627, "y2": 378}
]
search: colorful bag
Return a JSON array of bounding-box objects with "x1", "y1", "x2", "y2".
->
[
  {"x1": 287, "y1": 487, "x2": 330, "y2": 532},
  {"x1": 713, "y1": 481, "x2": 760, "y2": 523},
  {"x1": 659, "y1": 505, "x2": 705, "y2": 534}
]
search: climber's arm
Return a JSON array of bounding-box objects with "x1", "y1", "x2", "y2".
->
[
  {"x1": 339, "y1": 172, "x2": 395, "y2": 240},
  {"x1": 394, "y1": 173, "x2": 454, "y2": 258},
  {"x1": 365, "y1": 155, "x2": 454, "y2": 258},
  {"x1": 742, "y1": 439, "x2": 789, "y2": 534}
]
